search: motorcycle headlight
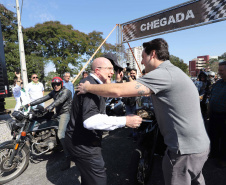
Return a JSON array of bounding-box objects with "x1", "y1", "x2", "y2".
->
[{"x1": 12, "y1": 111, "x2": 25, "y2": 121}]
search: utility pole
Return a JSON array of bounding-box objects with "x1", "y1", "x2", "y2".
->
[{"x1": 15, "y1": 0, "x2": 28, "y2": 87}]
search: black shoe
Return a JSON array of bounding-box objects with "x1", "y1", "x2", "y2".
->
[{"x1": 60, "y1": 157, "x2": 71, "y2": 171}]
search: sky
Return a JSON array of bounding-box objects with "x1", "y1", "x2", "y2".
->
[{"x1": 1, "y1": 0, "x2": 226, "y2": 74}]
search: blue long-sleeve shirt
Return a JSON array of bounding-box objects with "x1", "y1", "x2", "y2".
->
[{"x1": 63, "y1": 80, "x2": 75, "y2": 98}]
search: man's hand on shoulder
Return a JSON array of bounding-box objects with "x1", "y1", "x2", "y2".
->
[
  {"x1": 126, "y1": 115, "x2": 142, "y2": 128},
  {"x1": 77, "y1": 81, "x2": 90, "y2": 95}
]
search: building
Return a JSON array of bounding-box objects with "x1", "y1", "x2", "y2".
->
[
  {"x1": 126, "y1": 46, "x2": 144, "y2": 78},
  {"x1": 189, "y1": 55, "x2": 218, "y2": 77}
]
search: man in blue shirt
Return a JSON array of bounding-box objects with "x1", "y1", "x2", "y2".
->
[{"x1": 63, "y1": 72, "x2": 75, "y2": 98}]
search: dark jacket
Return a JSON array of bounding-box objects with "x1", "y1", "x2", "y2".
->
[
  {"x1": 30, "y1": 86, "x2": 72, "y2": 115},
  {"x1": 66, "y1": 75, "x2": 105, "y2": 149}
]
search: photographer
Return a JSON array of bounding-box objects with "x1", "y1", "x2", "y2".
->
[
  {"x1": 128, "y1": 68, "x2": 137, "y2": 81},
  {"x1": 124, "y1": 68, "x2": 138, "y2": 141}
]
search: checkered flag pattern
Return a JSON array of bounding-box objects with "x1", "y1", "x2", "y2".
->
[
  {"x1": 201, "y1": 0, "x2": 226, "y2": 22},
  {"x1": 122, "y1": 23, "x2": 137, "y2": 42}
]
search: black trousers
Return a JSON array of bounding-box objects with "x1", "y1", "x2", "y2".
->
[
  {"x1": 65, "y1": 135, "x2": 107, "y2": 185},
  {"x1": 209, "y1": 112, "x2": 226, "y2": 160}
]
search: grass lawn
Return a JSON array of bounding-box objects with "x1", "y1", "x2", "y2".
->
[
  {"x1": 5, "y1": 91, "x2": 51, "y2": 110},
  {"x1": 5, "y1": 96, "x2": 16, "y2": 110}
]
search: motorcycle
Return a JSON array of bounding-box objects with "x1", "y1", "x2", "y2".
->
[
  {"x1": 106, "y1": 97, "x2": 126, "y2": 116},
  {"x1": 129, "y1": 108, "x2": 166, "y2": 185},
  {"x1": 0, "y1": 106, "x2": 59, "y2": 184}
]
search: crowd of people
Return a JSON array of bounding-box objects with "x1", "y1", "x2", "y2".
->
[{"x1": 11, "y1": 38, "x2": 226, "y2": 185}]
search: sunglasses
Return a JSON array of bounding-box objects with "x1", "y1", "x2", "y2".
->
[
  {"x1": 52, "y1": 83, "x2": 61, "y2": 87},
  {"x1": 32, "y1": 77, "x2": 38, "y2": 79}
]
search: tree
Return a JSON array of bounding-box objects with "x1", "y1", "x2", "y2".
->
[
  {"x1": 206, "y1": 58, "x2": 218, "y2": 73},
  {"x1": 85, "y1": 31, "x2": 117, "y2": 59},
  {"x1": 25, "y1": 54, "x2": 45, "y2": 82},
  {"x1": 0, "y1": 5, "x2": 20, "y2": 84},
  {"x1": 0, "y1": 5, "x2": 45, "y2": 85},
  {"x1": 24, "y1": 21, "x2": 88, "y2": 77},
  {"x1": 170, "y1": 55, "x2": 188, "y2": 73},
  {"x1": 206, "y1": 52, "x2": 226, "y2": 73},
  {"x1": 44, "y1": 71, "x2": 60, "y2": 90}
]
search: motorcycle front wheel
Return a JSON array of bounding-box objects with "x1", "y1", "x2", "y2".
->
[{"x1": 0, "y1": 144, "x2": 30, "y2": 184}]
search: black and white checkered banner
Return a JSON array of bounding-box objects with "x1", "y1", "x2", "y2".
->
[{"x1": 122, "y1": 0, "x2": 226, "y2": 42}]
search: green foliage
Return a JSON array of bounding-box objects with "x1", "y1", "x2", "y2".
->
[
  {"x1": 207, "y1": 52, "x2": 226, "y2": 73},
  {"x1": 0, "y1": 5, "x2": 20, "y2": 84},
  {"x1": 25, "y1": 54, "x2": 45, "y2": 82},
  {"x1": 170, "y1": 55, "x2": 188, "y2": 74},
  {"x1": 5, "y1": 96, "x2": 16, "y2": 109},
  {"x1": 0, "y1": 5, "x2": 45, "y2": 85},
  {"x1": 0, "y1": 5, "x2": 18, "y2": 42},
  {"x1": 24, "y1": 21, "x2": 88, "y2": 77},
  {"x1": 1, "y1": 5, "x2": 118, "y2": 84},
  {"x1": 85, "y1": 31, "x2": 117, "y2": 59},
  {"x1": 44, "y1": 71, "x2": 60, "y2": 90},
  {"x1": 73, "y1": 76, "x2": 83, "y2": 87},
  {"x1": 220, "y1": 52, "x2": 226, "y2": 60}
]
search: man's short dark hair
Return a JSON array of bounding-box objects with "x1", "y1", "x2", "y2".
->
[
  {"x1": 130, "y1": 68, "x2": 137, "y2": 73},
  {"x1": 82, "y1": 71, "x2": 88, "y2": 75},
  {"x1": 143, "y1": 38, "x2": 170, "y2": 61}
]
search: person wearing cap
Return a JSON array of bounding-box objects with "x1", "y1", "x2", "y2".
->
[
  {"x1": 24, "y1": 77, "x2": 72, "y2": 171},
  {"x1": 102, "y1": 53, "x2": 124, "y2": 83},
  {"x1": 65, "y1": 55, "x2": 142, "y2": 185}
]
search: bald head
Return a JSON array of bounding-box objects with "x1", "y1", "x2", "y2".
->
[
  {"x1": 92, "y1": 57, "x2": 114, "y2": 84},
  {"x1": 92, "y1": 57, "x2": 112, "y2": 71}
]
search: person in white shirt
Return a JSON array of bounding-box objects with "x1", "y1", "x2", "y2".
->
[
  {"x1": 26, "y1": 73, "x2": 44, "y2": 107},
  {"x1": 65, "y1": 56, "x2": 142, "y2": 185},
  {"x1": 12, "y1": 72, "x2": 30, "y2": 111}
]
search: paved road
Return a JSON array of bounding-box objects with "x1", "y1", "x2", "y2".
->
[
  {"x1": 1, "y1": 97, "x2": 226, "y2": 184},
  {"x1": 0, "y1": 121, "x2": 226, "y2": 185}
]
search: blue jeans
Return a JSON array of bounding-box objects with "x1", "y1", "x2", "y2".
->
[{"x1": 57, "y1": 113, "x2": 70, "y2": 139}]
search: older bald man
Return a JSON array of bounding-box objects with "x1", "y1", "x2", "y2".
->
[{"x1": 65, "y1": 56, "x2": 142, "y2": 185}]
